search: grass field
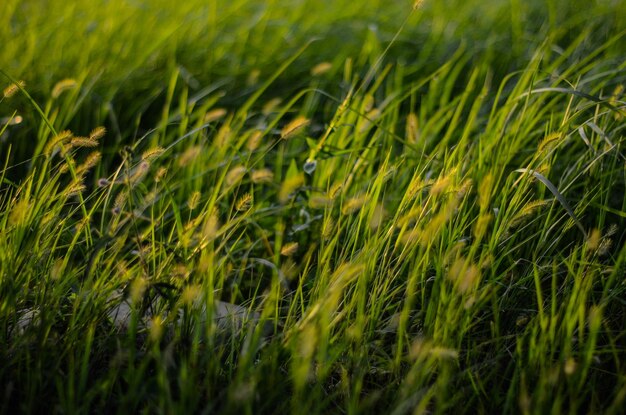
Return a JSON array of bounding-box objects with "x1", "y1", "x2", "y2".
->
[{"x1": 1, "y1": 0, "x2": 626, "y2": 413}]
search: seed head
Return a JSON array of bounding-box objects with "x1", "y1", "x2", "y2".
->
[
  {"x1": 281, "y1": 116, "x2": 310, "y2": 139},
  {"x1": 149, "y1": 315, "x2": 164, "y2": 342},
  {"x1": 64, "y1": 181, "x2": 86, "y2": 197},
  {"x1": 3, "y1": 80, "x2": 25, "y2": 98},
  {"x1": 203, "y1": 108, "x2": 227, "y2": 123},
  {"x1": 187, "y1": 191, "x2": 201, "y2": 210},
  {"x1": 406, "y1": 113, "x2": 419, "y2": 144},
  {"x1": 310, "y1": 62, "x2": 333, "y2": 76},
  {"x1": 280, "y1": 242, "x2": 299, "y2": 257},
  {"x1": 177, "y1": 145, "x2": 201, "y2": 167},
  {"x1": 9, "y1": 198, "x2": 30, "y2": 226},
  {"x1": 181, "y1": 284, "x2": 202, "y2": 306},
  {"x1": 369, "y1": 204, "x2": 387, "y2": 230},
  {"x1": 71, "y1": 136, "x2": 99, "y2": 148},
  {"x1": 44, "y1": 130, "x2": 73, "y2": 155},
  {"x1": 201, "y1": 211, "x2": 220, "y2": 241},
  {"x1": 251, "y1": 168, "x2": 274, "y2": 184},
  {"x1": 246, "y1": 130, "x2": 264, "y2": 151},
  {"x1": 141, "y1": 146, "x2": 164, "y2": 162},
  {"x1": 538, "y1": 132, "x2": 564, "y2": 153},
  {"x1": 51, "y1": 79, "x2": 78, "y2": 99},
  {"x1": 89, "y1": 127, "x2": 106, "y2": 141},
  {"x1": 321, "y1": 216, "x2": 335, "y2": 241},
  {"x1": 155, "y1": 167, "x2": 168, "y2": 183},
  {"x1": 235, "y1": 193, "x2": 253, "y2": 212},
  {"x1": 262, "y1": 98, "x2": 282, "y2": 116},
  {"x1": 341, "y1": 195, "x2": 367, "y2": 215},
  {"x1": 77, "y1": 151, "x2": 101, "y2": 174},
  {"x1": 309, "y1": 195, "x2": 333, "y2": 209},
  {"x1": 225, "y1": 165, "x2": 247, "y2": 186}
]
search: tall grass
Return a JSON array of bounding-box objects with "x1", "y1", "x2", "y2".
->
[{"x1": 1, "y1": 0, "x2": 625, "y2": 413}]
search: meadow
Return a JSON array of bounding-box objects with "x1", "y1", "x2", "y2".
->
[{"x1": 1, "y1": 0, "x2": 625, "y2": 413}]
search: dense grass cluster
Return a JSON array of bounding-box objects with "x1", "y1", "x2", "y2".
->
[{"x1": 1, "y1": 0, "x2": 625, "y2": 413}]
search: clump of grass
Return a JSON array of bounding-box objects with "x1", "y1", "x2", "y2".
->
[{"x1": 1, "y1": 0, "x2": 625, "y2": 414}]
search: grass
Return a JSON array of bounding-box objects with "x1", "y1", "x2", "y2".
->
[{"x1": 1, "y1": 0, "x2": 625, "y2": 413}]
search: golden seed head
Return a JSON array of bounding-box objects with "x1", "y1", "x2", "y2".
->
[
  {"x1": 406, "y1": 112, "x2": 419, "y2": 144},
  {"x1": 405, "y1": 175, "x2": 425, "y2": 201},
  {"x1": 358, "y1": 108, "x2": 381, "y2": 133},
  {"x1": 128, "y1": 161, "x2": 150, "y2": 186},
  {"x1": 280, "y1": 258, "x2": 298, "y2": 280},
  {"x1": 64, "y1": 181, "x2": 86, "y2": 197},
  {"x1": 3, "y1": 80, "x2": 25, "y2": 98},
  {"x1": 77, "y1": 151, "x2": 101, "y2": 174},
  {"x1": 44, "y1": 130, "x2": 74, "y2": 155},
  {"x1": 203, "y1": 108, "x2": 227, "y2": 123},
  {"x1": 516, "y1": 314, "x2": 529, "y2": 327},
  {"x1": 587, "y1": 228, "x2": 601, "y2": 252},
  {"x1": 309, "y1": 195, "x2": 333, "y2": 209},
  {"x1": 89, "y1": 126, "x2": 106, "y2": 141},
  {"x1": 478, "y1": 173, "x2": 494, "y2": 211},
  {"x1": 341, "y1": 195, "x2": 367, "y2": 215},
  {"x1": 329, "y1": 182, "x2": 343, "y2": 199},
  {"x1": 71, "y1": 136, "x2": 99, "y2": 148},
  {"x1": 409, "y1": 337, "x2": 431, "y2": 361},
  {"x1": 149, "y1": 315, "x2": 164, "y2": 342},
  {"x1": 51, "y1": 79, "x2": 78, "y2": 99},
  {"x1": 187, "y1": 191, "x2": 201, "y2": 210},
  {"x1": 251, "y1": 168, "x2": 274, "y2": 184},
  {"x1": 143, "y1": 190, "x2": 157, "y2": 207},
  {"x1": 369, "y1": 204, "x2": 387, "y2": 230},
  {"x1": 322, "y1": 216, "x2": 335, "y2": 241},
  {"x1": 509, "y1": 199, "x2": 550, "y2": 229},
  {"x1": 280, "y1": 241, "x2": 299, "y2": 257},
  {"x1": 448, "y1": 257, "x2": 481, "y2": 294},
  {"x1": 281, "y1": 116, "x2": 310, "y2": 139},
  {"x1": 130, "y1": 277, "x2": 147, "y2": 305},
  {"x1": 399, "y1": 227, "x2": 420, "y2": 245},
  {"x1": 155, "y1": 167, "x2": 168, "y2": 183},
  {"x1": 201, "y1": 211, "x2": 220, "y2": 241},
  {"x1": 215, "y1": 124, "x2": 232, "y2": 148},
  {"x1": 473, "y1": 213, "x2": 493, "y2": 241},
  {"x1": 9, "y1": 198, "x2": 30, "y2": 226},
  {"x1": 538, "y1": 131, "x2": 564, "y2": 153},
  {"x1": 455, "y1": 178, "x2": 473, "y2": 199},
  {"x1": 50, "y1": 258, "x2": 65, "y2": 281},
  {"x1": 246, "y1": 130, "x2": 264, "y2": 151},
  {"x1": 225, "y1": 165, "x2": 247, "y2": 186},
  {"x1": 413, "y1": 0, "x2": 426, "y2": 10},
  {"x1": 141, "y1": 146, "x2": 165, "y2": 162},
  {"x1": 430, "y1": 175, "x2": 451, "y2": 196},
  {"x1": 262, "y1": 98, "x2": 282, "y2": 116},
  {"x1": 246, "y1": 69, "x2": 261, "y2": 86},
  {"x1": 397, "y1": 205, "x2": 424, "y2": 227},
  {"x1": 310, "y1": 62, "x2": 333, "y2": 76},
  {"x1": 172, "y1": 264, "x2": 190, "y2": 280},
  {"x1": 235, "y1": 193, "x2": 253, "y2": 212},
  {"x1": 564, "y1": 358, "x2": 577, "y2": 376},
  {"x1": 181, "y1": 284, "x2": 202, "y2": 306},
  {"x1": 58, "y1": 162, "x2": 70, "y2": 174},
  {"x1": 177, "y1": 145, "x2": 202, "y2": 167},
  {"x1": 598, "y1": 238, "x2": 612, "y2": 256},
  {"x1": 114, "y1": 191, "x2": 127, "y2": 213}
]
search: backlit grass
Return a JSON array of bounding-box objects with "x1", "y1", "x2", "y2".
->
[{"x1": 1, "y1": 0, "x2": 625, "y2": 413}]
